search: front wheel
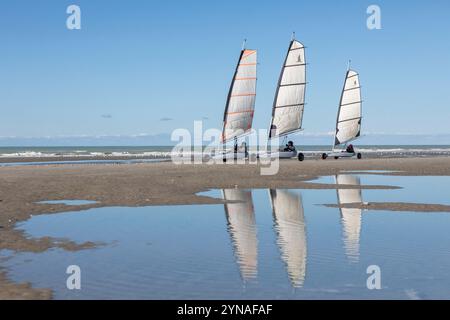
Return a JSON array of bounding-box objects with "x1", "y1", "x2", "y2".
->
[
  {"x1": 334, "y1": 156, "x2": 339, "y2": 160},
  {"x1": 297, "y1": 153, "x2": 304, "y2": 162},
  {"x1": 357, "y1": 153, "x2": 362, "y2": 160},
  {"x1": 322, "y1": 153, "x2": 328, "y2": 160}
]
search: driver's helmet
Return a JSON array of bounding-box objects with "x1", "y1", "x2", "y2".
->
[{"x1": 288, "y1": 141, "x2": 294, "y2": 146}]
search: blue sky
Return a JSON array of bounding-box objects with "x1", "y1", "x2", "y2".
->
[{"x1": 0, "y1": 0, "x2": 449, "y2": 141}]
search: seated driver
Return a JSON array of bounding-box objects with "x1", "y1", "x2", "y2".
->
[
  {"x1": 284, "y1": 141, "x2": 296, "y2": 152},
  {"x1": 240, "y1": 142, "x2": 248, "y2": 157},
  {"x1": 346, "y1": 144, "x2": 355, "y2": 153}
]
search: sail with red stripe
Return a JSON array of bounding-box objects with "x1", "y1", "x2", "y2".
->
[
  {"x1": 222, "y1": 49, "x2": 257, "y2": 142},
  {"x1": 222, "y1": 189, "x2": 258, "y2": 280}
]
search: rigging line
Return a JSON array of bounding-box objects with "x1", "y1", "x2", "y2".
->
[
  {"x1": 279, "y1": 82, "x2": 306, "y2": 87},
  {"x1": 337, "y1": 116, "x2": 362, "y2": 123},
  {"x1": 225, "y1": 109, "x2": 254, "y2": 115},
  {"x1": 285, "y1": 63, "x2": 306, "y2": 67},
  {"x1": 347, "y1": 73, "x2": 359, "y2": 79},
  {"x1": 343, "y1": 86, "x2": 361, "y2": 92},
  {"x1": 340, "y1": 100, "x2": 362, "y2": 107},
  {"x1": 230, "y1": 93, "x2": 256, "y2": 97},
  {"x1": 274, "y1": 103, "x2": 305, "y2": 109},
  {"x1": 242, "y1": 50, "x2": 256, "y2": 58}
]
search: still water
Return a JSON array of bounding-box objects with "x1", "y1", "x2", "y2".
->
[
  {"x1": 2, "y1": 175, "x2": 450, "y2": 299},
  {"x1": 37, "y1": 200, "x2": 99, "y2": 206}
]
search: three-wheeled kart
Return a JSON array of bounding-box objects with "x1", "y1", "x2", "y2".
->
[
  {"x1": 258, "y1": 150, "x2": 305, "y2": 161},
  {"x1": 322, "y1": 150, "x2": 362, "y2": 160}
]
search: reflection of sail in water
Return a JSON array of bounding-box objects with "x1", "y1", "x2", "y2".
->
[
  {"x1": 336, "y1": 175, "x2": 363, "y2": 262},
  {"x1": 222, "y1": 189, "x2": 258, "y2": 281},
  {"x1": 270, "y1": 189, "x2": 307, "y2": 287}
]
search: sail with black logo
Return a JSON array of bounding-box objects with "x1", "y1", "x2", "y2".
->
[
  {"x1": 334, "y1": 68, "x2": 362, "y2": 148},
  {"x1": 269, "y1": 38, "x2": 306, "y2": 139}
]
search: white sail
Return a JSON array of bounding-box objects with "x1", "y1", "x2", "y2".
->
[
  {"x1": 222, "y1": 49, "x2": 257, "y2": 142},
  {"x1": 269, "y1": 40, "x2": 306, "y2": 138},
  {"x1": 222, "y1": 189, "x2": 258, "y2": 280},
  {"x1": 269, "y1": 189, "x2": 307, "y2": 287},
  {"x1": 334, "y1": 70, "x2": 362, "y2": 147},
  {"x1": 336, "y1": 175, "x2": 362, "y2": 262}
]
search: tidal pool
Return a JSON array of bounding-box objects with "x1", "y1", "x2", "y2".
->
[
  {"x1": 2, "y1": 175, "x2": 450, "y2": 299},
  {"x1": 37, "y1": 200, "x2": 99, "y2": 206}
]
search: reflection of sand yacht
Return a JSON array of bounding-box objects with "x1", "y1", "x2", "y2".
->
[
  {"x1": 222, "y1": 189, "x2": 258, "y2": 281},
  {"x1": 335, "y1": 175, "x2": 363, "y2": 262},
  {"x1": 269, "y1": 189, "x2": 307, "y2": 287}
]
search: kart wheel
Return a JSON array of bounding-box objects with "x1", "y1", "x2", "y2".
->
[
  {"x1": 297, "y1": 153, "x2": 305, "y2": 162},
  {"x1": 223, "y1": 158, "x2": 227, "y2": 163},
  {"x1": 334, "y1": 156, "x2": 339, "y2": 160},
  {"x1": 357, "y1": 153, "x2": 362, "y2": 159},
  {"x1": 322, "y1": 153, "x2": 328, "y2": 160}
]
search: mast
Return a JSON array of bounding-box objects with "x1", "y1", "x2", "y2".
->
[
  {"x1": 333, "y1": 64, "x2": 362, "y2": 148},
  {"x1": 269, "y1": 35, "x2": 307, "y2": 140},
  {"x1": 222, "y1": 42, "x2": 257, "y2": 143}
]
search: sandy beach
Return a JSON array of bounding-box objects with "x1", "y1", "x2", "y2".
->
[{"x1": 1, "y1": 156, "x2": 450, "y2": 299}]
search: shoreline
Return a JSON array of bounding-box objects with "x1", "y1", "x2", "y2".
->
[
  {"x1": 0, "y1": 156, "x2": 169, "y2": 164},
  {"x1": 3, "y1": 146, "x2": 450, "y2": 165},
  {"x1": 1, "y1": 156, "x2": 450, "y2": 299}
]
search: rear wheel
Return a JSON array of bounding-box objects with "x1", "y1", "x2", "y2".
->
[
  {"x1": 357, "y1": 153, "x2": 362, "y2": 159},
  {"x1": 334, "y1": 156, "x2": 339, "y2": 160},
  {"x1": 297, "y1": 153, "x2": 304, "y2": 162},
  {"x1": 223, "y1": 158, "x2": 227, "y2": 163},
  {"x1": 322, "y1": 153, "x2": 328, "y2": 160}
]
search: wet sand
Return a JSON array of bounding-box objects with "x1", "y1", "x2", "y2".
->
[
  {"x1": 0, "y1": 272, "x2": 52, "y2": 300},
  {"x1": 1, "y1": 156, "x2": 450, "y2": 299}
]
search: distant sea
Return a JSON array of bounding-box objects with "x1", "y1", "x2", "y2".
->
[{"x1": 1, "y1": 145, "x2": 450, "y2": 161}]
